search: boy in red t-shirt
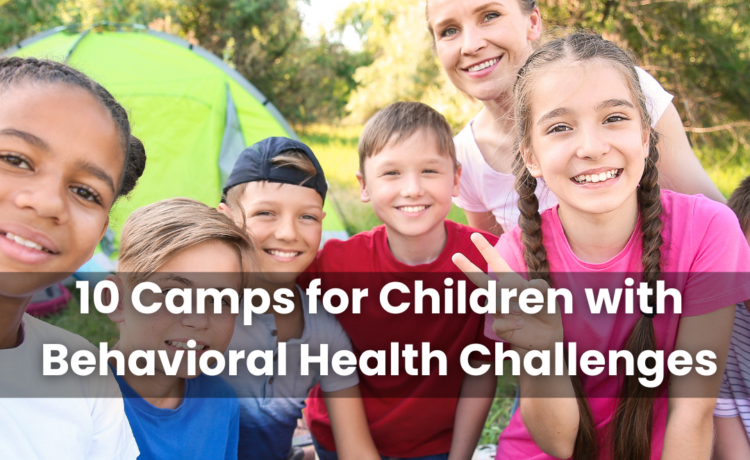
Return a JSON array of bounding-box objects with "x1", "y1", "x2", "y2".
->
[{"x1": 303, "y1": 102, "x2": 499, "y2": 459}]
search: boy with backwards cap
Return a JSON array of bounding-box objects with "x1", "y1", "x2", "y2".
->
[{"x1": 219, "y1": 137, "x2": 379, "y2": 460}]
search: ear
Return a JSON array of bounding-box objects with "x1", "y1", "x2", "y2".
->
[
  {"x1": 452, "y1": 163, "x2": 462, "y2": 198},
  {"x1": 642, "y1": 127, "x2": 651, "y2": 159},
  {"x1": 218, "y1": 202, "x2": 233, "y2": 217},
  {"x1": 527, "y1": 6, "x2": 542, "y2": 42},
  {"x1": 522, "y1": 146, "x2": 543, "y2": 178},
  {"x1": 356, "y1": 171, "x2": 371, "y2": 203},
  {"x1": 105, "y1": 274, "x2": 126, "y2": 324}
]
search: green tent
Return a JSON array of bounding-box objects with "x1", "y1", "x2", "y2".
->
[{"x1": 3, "y1": 23, "x2": 348, "y2": 271}]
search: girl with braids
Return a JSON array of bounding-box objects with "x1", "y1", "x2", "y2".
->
[
  {"x1": 0, "y1": 56, "x2": 146, "y2": 459},
  {"x1": 454, "y1": 33, "x2": 750, "y2": 459},
  {"x1": 426, "y1": 0, "x2": 725, "y2": 236}
]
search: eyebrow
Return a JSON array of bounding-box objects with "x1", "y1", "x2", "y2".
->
[
  {"x1": 153, "y1": 274, "x2": 196, "y2": 288},
  {"x1": 74, "y1": 159, "x2": 116, "y2": 194},
  {"x1": 596, "y1": 99, "x2": 635, "y2": 110},
  {"x1": 473, "y1": 1, "x2": 504, "y2": 14},
  {"x1": 537, "y1": 107, "x2": 573, "y2": 126},
  {"x1": 432, "y1": 1, "x2": 504, "y2": 31},
  {"x1": 0, "y1": 128, "x2": 50, "y2": 150}
]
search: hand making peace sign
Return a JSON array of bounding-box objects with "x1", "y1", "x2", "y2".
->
[{"x1": 453, "y1": 233, "x2": 565, "y2": 352}]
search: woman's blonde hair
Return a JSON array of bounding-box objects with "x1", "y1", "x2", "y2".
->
[{"x1": 118, "y1": 198, "x2": 255, "y2": 287}]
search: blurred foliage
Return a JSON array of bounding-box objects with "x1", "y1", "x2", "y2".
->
[
  {"x1": 336, "y1": 0, "x2": 483, "y2": 129},
  {"x1": 0, "y1": 0, "x2": 372, "y2": 124},
  {"x1": 341, "y1": 0, "x2": 750, "y2": 172}
]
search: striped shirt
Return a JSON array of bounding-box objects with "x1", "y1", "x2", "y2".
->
[{"x1": 714, "y1": 302, "x2": 750, "y2": 438}]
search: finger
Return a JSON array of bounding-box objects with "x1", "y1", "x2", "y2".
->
[
  {"x1": 452, "y1": 253, "x2": 493, "y2": 290},
  {"x1": 469, "y1": 233, "x2": 529, "y2": 292},
  {"x1": 492, "y1": 315, "x2": 524, "y2": 339}
]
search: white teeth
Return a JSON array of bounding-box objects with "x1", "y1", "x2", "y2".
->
[
  {"x1": 167, "y1": 340, "x2": 206, "y2": 351},
  {"x1": 467, "y1": 58, "x2": 499, "y2": 72},
  {"x1": 573, "y1": 169, "x2": 620, "y2": 184},
  {"x1": 267, "y1": 250, "x2": 299, "y2": 258},
  {"x1": 399, "y1": 206, "x2": 427, "y2": 213},
  {"x1": 5, "y1": 232, "x2": 46, "y2": 252}
]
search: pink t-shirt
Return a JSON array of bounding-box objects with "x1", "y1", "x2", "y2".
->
[{"x1": 486, "y1": 190, "x2": 750, "y2": 459}]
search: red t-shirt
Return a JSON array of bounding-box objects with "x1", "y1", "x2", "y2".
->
[{"x1": 300, "y1": 220, "x2": 499, "y2": 457}]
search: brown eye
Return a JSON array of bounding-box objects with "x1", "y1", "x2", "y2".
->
[
  {"x1": 71, "y1": 186, "x2": 102, "y2": 204},
  {"x1": 1, "y1": 153, "x2": 32, "y2": 170}
]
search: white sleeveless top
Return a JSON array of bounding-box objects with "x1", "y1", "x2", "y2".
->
[{"x1": 453, "y1": 67, "x2": 674, "y2": 232}]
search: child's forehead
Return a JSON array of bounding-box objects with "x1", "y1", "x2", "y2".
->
[
  {"x1": 368, "y1": 128, "x2": 451, "y2": 163},
  {"x1": 530, "y1": 62, "x2": 637, "y2": 115},
  {"x1": 239, "y1": 180, "x2": 323, "y2": 207}
]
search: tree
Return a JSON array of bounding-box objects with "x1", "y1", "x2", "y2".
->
[{"x1": 0, "y1": 0, "x2": 369, "y2": 123}]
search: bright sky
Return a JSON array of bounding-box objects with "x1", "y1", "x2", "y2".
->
[{"x1": 297, "y1": 0, "x2": 362, "y2": 49}]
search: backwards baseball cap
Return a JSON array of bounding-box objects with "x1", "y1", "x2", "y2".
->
[{"x1": 222, "y1": 137, "x2": 327, "y2": 202}]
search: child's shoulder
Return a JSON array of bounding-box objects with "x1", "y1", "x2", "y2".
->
[
  {"x1": 314, "y1": 225, "x2": 386, "y2": 268},
  {"x1": 660, "y1": 190, "x2": 737, "y2": 234},
  {"x1": 22, "y1": 313, "x2": 97, "y2": 353},
  {"x1": 447, "y1": 220, "x2": 499, "y2": 246}
]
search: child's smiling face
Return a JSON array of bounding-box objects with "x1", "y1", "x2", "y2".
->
[
  {"x1": 358, "y1": 128, "x2": 461, "y2": 241},
  {"x1": 0, "y1": 83, "x2": 124, "y2": 296},
  {"x1": 523, "y1": 61, "x2": 649, "y2": 217},
  {"x1": 233, "y1": 181, "x2": 324, "y2": 286},
  {"x1": 112, "y1": 241, "x2": 241, "y2": 379}
]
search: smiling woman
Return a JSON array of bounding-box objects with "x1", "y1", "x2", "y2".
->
[{"x1": 0, "y1": 56, "x2": 146, "y2": 459}]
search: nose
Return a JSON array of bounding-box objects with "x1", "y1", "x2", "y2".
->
[
  {"x1": 576, "y1": 125, "x2": 609, "y2": 161},
  {"x1": 400, "y1": 173, "x2": 425, "y2": 199},
  {"x1": 13, "y1": 173, "x2": 70, "y2": 224},
  {"x1": 181, "y1": 308, "x2": 210, "y2": 330},
  {"x1": 273, "y1": 215, "x2": 299, "y2": 242},
  {"x1": 461, "y1": 24, "x2": 488, "y2": 56}
]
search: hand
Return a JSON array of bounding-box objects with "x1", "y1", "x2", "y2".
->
[{"x1": 452, "y1": 233, "x2": 563, "y2": 352}]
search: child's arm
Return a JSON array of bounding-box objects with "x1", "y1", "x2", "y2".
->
[
  {"x1": 447, "y1": 362, "x2": 496, "y2": 460},
  {"x1": 714, "y1": 415, "x2": 750, "y2": 460},
  {"x1": 662, "y1": 305, "x2": 735, "y2": 460},
  {"x1": 323, "y1": 385, "x2": 380, "y2": 460},
  {"x1": 464, "y1": 210, "x2": 503, "y2": 237}
]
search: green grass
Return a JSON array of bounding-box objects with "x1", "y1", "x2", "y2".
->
[{"x1": 43, "y1": 289, "x2": 119, "y2": 347}]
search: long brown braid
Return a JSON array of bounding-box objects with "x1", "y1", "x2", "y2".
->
[
  {"x1": 611, "y1": 129, "x2": 662, "y2": 460},
  {"x1": 514, "y1": 152, "x2": 599, "y2": 460},
  {"x1": 512, "y1": 32, "x2": 664, "y2": 460}
]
